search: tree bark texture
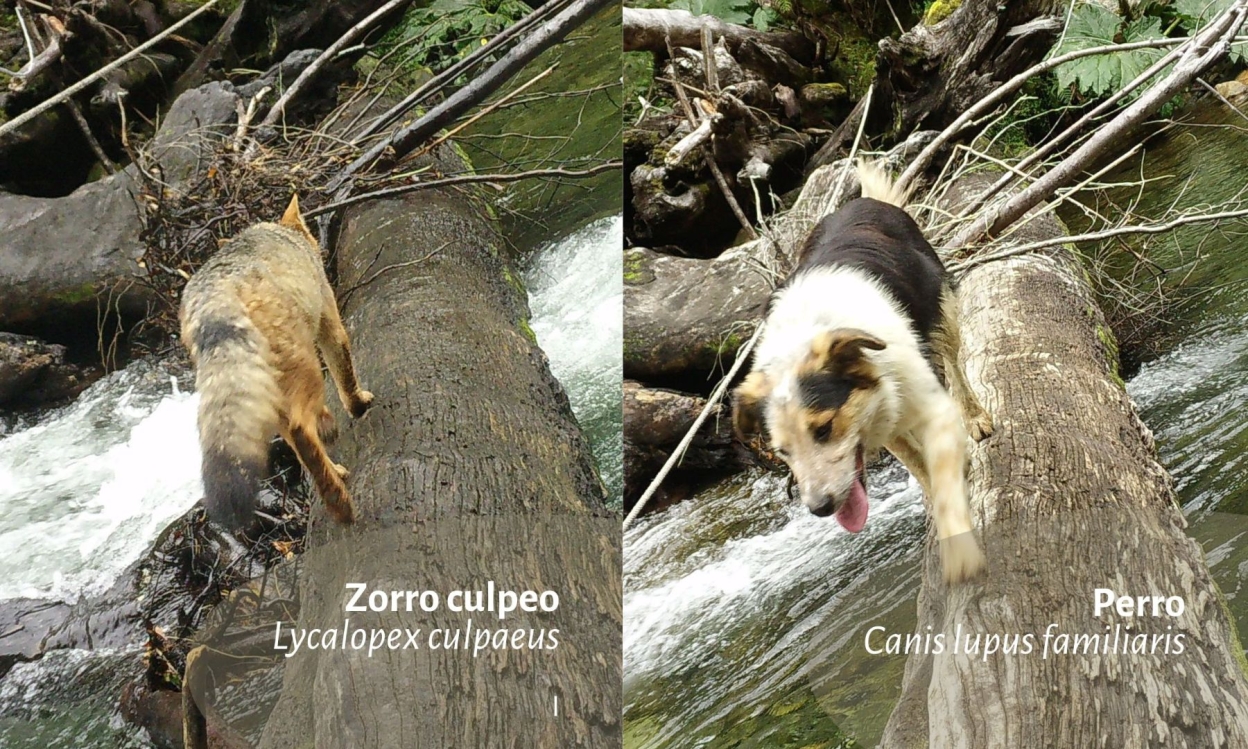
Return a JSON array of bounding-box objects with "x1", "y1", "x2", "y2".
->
[
  {"x1": 186, "y1": 158, "x2": 620, "y2": 747},
  {"x1": 879, "y1": 174, "x2": 1248, "y2": 747}
]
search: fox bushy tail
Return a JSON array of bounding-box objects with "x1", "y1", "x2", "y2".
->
[
  {"x1": 192, "y1": 314, "x2": 281, "y2": 530},
  {"x1": 856, "y1": 160, "x2": 911, "y2": 208}
]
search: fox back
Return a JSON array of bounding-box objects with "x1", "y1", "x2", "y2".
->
[{"x1": 179, "y1": 197, "x2": 354, "y2": 529}]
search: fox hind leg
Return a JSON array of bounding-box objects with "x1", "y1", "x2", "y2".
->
[{"x1": 279, "y1": 352, "x2": 356, "y2": 525}]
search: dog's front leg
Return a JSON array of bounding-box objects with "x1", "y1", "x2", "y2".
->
[{"x1": 920, "y1": 397, "x2": 986, "y2": 584}]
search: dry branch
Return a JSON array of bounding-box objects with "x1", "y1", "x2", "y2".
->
[
  {"x1": 622, "y1": 7, "x2": 813, "y2": 63},
  {"x1": 0, "y1": 0, "x2": 221, "y2": 140},
  {"x1": 948, "y1": 0, "x2": 1248, "y2": 248},
  {"x1": 330, "y1": 0, "x2": 611, "y2": 188},
  {"x1": 349, "y1": 0, "x2": 576, "y2": 143},
  {"x1": 259, "y1": 0, "x2": 412, "y2": 129}
]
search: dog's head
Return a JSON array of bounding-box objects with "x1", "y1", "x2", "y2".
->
[{"x1": 733, "y1": 328, "x2": 891, "y2": 531}]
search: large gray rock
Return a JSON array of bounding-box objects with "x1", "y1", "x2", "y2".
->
[
  {"x1": 0, "y1": 81, "x2": 242, "y2": 331},
  {"x1": 0, "y1": 171, "x2": 148, "y2": 330},
  {"x1": 624, "y1": 246, "x2": 770, "y2": 382}
]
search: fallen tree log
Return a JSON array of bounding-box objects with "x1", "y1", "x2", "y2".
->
[
  {"x1": 622, "y1": 7, "x2": 815, "y2": 64},
  {"x1": 183, "y1": 155, "x2": 620, "y2": 747},
  {"x1": 873, "y1": 173, "x2": 1248, "y2": 747},
  {"x1": 623, "y1": 247, "x2": 768, "y2": 385},
  {"x1": 623, "y1": 380, "x2": 753, "y2": 508}
]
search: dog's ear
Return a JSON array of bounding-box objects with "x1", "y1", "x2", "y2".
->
[
  {"x1": 732, "y1": 371, "x2": 771, "y2": 439},
  {"x1": 279, "y1": 194, "x2": 316, "y2": 242},
  {"x1": 809, "y1": 328, "x2": 886, "y2": 374}
]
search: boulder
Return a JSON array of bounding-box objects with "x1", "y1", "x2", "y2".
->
[{"x1": 0, "y1": 332, "x2": 98, "y2": 406}]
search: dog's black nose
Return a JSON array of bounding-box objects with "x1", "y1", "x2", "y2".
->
[{"x1": 807, "y1": 498, "x2": 836, "y2": 517}]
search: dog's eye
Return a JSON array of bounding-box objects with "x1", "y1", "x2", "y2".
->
[{"x1": 812, "y1": 422, "x2": 832, "y2": 443}]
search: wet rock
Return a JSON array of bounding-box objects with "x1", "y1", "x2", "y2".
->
[
  {"x1": 0, "y1": 79, "x2": 244, "y2": 331},
  {"x1": 43, "y1": 561, "x2": 144, "y2": 653},
  {"x1": 146, "y1": 80, "x2": 241, "y2": 188},
  {"x1": 0, "y1": 332, "x2": 95, "y2": 405},
  {"x1": 0, "y1": 598, "x2": 73, "y2": 678},
  {"x1": 0, "y1": 170, "x2": 150, "y2": 331},
  {"x1": 119, "y1": 680, "x2": 186, "y2": 749},
  {"x1": 624, "y1": 246, "x2": 769, "y2": 384}
]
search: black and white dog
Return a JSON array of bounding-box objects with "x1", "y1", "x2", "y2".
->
[{"x1": 732, "y1": 161, "x2": 992, "y2": 584}]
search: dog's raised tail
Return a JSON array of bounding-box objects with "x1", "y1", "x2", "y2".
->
[
  {"x1": 857, "y1": 160, "x2": 910, "y2": 208},
  {"x1": 186, "y1": 308, "x2": 281, "y2": 531}
]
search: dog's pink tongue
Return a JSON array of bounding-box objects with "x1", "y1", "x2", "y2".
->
[
  {"x1": 835, "y1": 451, "x2": 869, "y2": 533},
  {"x1": 836, "y1": 479, "x2": 869, "y2": 533}
]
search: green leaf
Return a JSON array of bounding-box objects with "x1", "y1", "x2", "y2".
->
[
  {"x1": 752, "y1": 6, "x2": 776, "y2": 31},
  {"x1": 1052, "y1": 4, "x2": 1167, "y2": 97},
  {"x1": 670, "y1": 0, "x2": 753, "y2": 25},
  {"x1": 1175, "y1": 0, "x2": 1233, "y2": 25}
]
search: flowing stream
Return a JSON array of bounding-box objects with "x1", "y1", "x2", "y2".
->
[
  {"x1": 0, "y1": 217, "x2": 623, "y2": 746},
  {"x1": 526, "y1": 215, "x2": 625, "y2": 502},
  {"x1": 623, "y1": 102, "x2": 1248, "y2": 748}
]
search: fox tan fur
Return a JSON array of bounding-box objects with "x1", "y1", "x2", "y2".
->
[{"x1": 179, "y1": 195, "x2": 373, "y2": 530}]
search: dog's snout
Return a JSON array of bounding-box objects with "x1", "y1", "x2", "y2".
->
[{"x1": 805, "y1": 494, "x2": 838, "y2": 517}]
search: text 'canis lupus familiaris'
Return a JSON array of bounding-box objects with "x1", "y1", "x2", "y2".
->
[
  {"x1": 732, "y1": 162, "x2": 992, "y2": 584},
  {"x1": 180, "y1": 195, "x2": 373, "y2": 530}
]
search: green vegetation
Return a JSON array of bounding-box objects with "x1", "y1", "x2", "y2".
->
[
  {"x1": 379, "y1": 0, "x2": 533, "y2": 75},
  {"x1": 922, "y1": 0, "x2": 959, "y2": 25},
  {"x1": 1054, "y1": 0, "x2": 1248, "y2": 99}
]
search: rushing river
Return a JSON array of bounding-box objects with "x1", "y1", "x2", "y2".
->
[
  {"x1": 526, "y1": 215, "x2": 625, "y2": 502},
  {"x1": 0, "y1": 218, "x2": 623, "y2": 747},
  {"x1": 623, "y1": 103, "x2": 1248, "y2": 747}
]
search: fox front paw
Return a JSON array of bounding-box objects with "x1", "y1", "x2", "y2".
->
[{"x1": 349, "y1": 390, "x2": 374, "y2": 418}]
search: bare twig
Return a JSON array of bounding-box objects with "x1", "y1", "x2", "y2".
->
[
  {"x1": 418, "y1": 64, "x2": 557, "y2": 156},
  {"x1": 306, "y1": 162, "x2": 620, "y2": 218},
  {"x1": 0, "y1": 0, "x2": 221, "y2": 140},
  {"x1": 65, "y1": 98, "x2": 117, "y2": 173},
  {"x1": 949, "y1": 0, "x2": 1248, "y2": 249},
  {"x1": 259, "y1": 0, "x2": 411, "y2": 129},
  {"x1": 895, "y1": 32, "x2": 1214, "y2": 197},
  {"x1": 234, "y1": 86, "x2": 271, "y2": 149},
  {"x1": 623, "y1": 325, "x2": 764, "y2": 530},
  {"x1": 15, "y1": 2, "x2": 37, "y2": 61},
  {"x1": 950, "y1": 204, "x2": 1248, "y2": 272}
]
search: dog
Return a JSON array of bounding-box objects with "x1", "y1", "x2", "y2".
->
[
  {"x1": 732, "y1": 161, "x2": 992, "y2": 584},
  {"x1": 179, "y1": 195, "x2": 373, "y2": 530}
]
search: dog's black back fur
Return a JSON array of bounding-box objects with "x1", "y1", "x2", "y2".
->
[{"x1": 787, "y1": 197, "x2": 946, "y2": 342}]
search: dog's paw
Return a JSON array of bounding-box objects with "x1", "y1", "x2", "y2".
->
[
  {"x1": 318, "y1": 407, "x2": 339, "y2": 443},
  {"x1": 333, "y1": 463, "x2": 350, "y2": 479},
  {"x1": 349, "y1": 390, "x2": 374, "y2": 418},
  {"x1": 967, "y1": 411, "x2": 994, "y2": 442},
  {"x1": 941, "y1": 534, "x2": 986, "y2": 585}
]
